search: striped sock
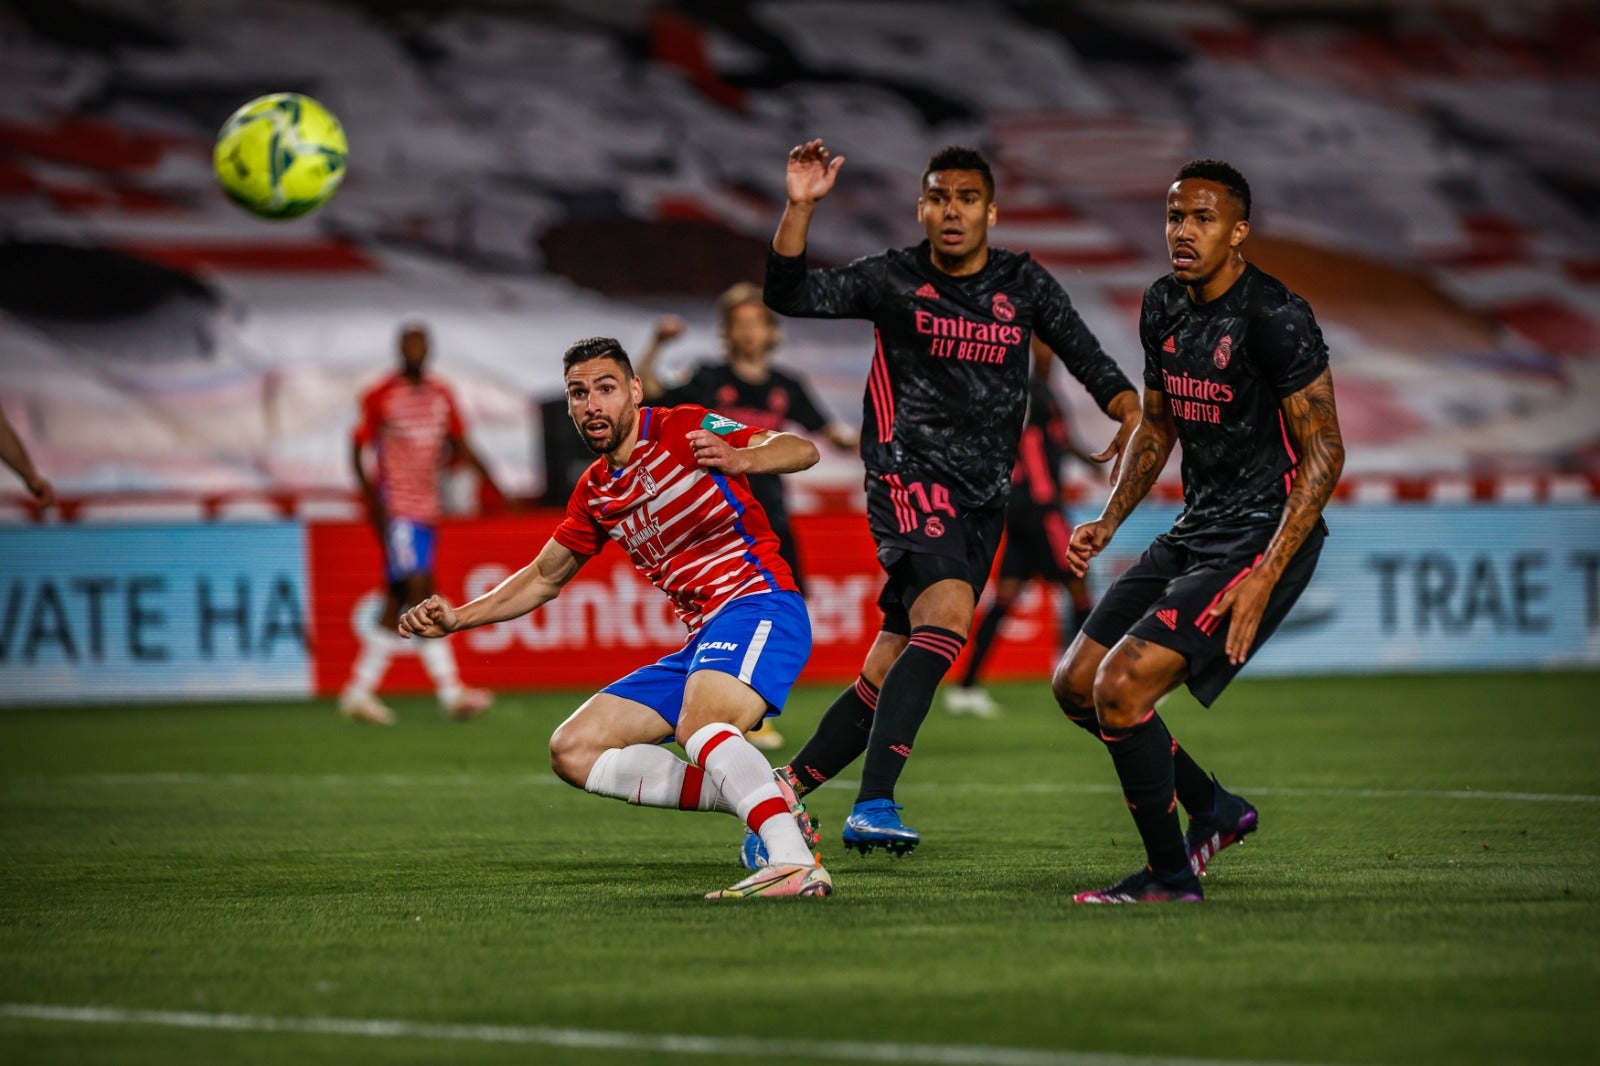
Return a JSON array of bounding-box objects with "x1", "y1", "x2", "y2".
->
[
  {"x1": 686, "y1": 723, "x2": 813, "y2": 867},
  {"x1": 857, "y1": 625, "x2": 965, "y2": 803},
  {"x1": 787, "y1": 674, "x2": 879, "y2": 796},
  {"x1": 583, "y1": 745, "x2": 732, "y2": 812}
]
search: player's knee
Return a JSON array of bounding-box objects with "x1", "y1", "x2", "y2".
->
[
  {"x1": 1091, "y1": 664, "x2": 1144, "y2": 731},
  {"x1": 1051, "y1": 652, "x2": 1096, "y2": 719},
  {"x1": 548, "y1": 719, "x2": 595, "y2": 788}
]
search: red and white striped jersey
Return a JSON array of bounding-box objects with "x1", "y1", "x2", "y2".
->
[
  {"x1": 353, "y1": 373, "x2": 465, "y2": 523},
  {"x1": 553, "y1": 405, "x2": 797, "y2": 633}
]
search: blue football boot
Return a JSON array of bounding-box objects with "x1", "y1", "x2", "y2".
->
[{"x1": 841, "y1": 798, "x2": 919, "y2": 855}]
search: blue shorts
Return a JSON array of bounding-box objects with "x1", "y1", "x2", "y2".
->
[
  {"x1": 385, "y1": 518, "x2": 436, "y2": 582},
  {"x1": 602, "y1": 590, "x2": 812, "y2": 730}
]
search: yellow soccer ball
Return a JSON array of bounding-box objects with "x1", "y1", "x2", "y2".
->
[{"x1": 214, "y1": 93, "x2": 347, "y2": 220}]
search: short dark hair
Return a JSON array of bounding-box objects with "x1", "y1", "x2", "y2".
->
[
  {"x1": 1175, "y1": 159, "x2": 1251, "y2": 220},
  {"x1": 563, "y1": 336, "x2": 634, "y2": 377},
  {"x1": 923, "y1": 145, "x2": 994, "y2": 198}
]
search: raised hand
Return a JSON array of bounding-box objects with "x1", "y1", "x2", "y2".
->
[{"x1": 786, "y1": 139, "x2": 845, "y2": 207}]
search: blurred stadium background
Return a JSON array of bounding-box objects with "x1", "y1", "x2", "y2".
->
[
  {"x1": 2, "y1": 0, "x2": 1596, "y2": 702},
  {"x1": 1, "y1": 3, "x2": 1598, "y2": 1063}
]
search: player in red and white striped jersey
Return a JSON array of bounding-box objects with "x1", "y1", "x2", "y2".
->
[
  {"x1": 398, "y1": 337, "x2": 833, "y2": 899},
  {"x1": 340, "y1": 321, "x2": 507, "y2": 726}
]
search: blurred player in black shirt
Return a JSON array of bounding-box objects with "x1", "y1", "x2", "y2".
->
[
  {"x1": 945, "y1": 339, "x2": 1101, "y2": 718},
  {"x1": 751, "y1": 139, "x2": 1139, "y2": 861},
  {"x1": 1058, "y1": 160, "x2": 1345, "y2": 903}
]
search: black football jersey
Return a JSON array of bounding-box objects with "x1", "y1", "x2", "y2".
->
[
  {"x1": 656, "y1": 363, "x2": 832, "y2": 523},
  {"x1": 766, "y1": 241, "x2": 1132, "y2": 510},
  {"x1": 1140, "y1": 263, "x2": 1329, "y2": 535}
]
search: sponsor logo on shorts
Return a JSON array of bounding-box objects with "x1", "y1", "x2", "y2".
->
[
  {"x1": 925, "y1": 516, "x2": 945, "y2": 538},
  {"x1": 1157, "y1": 608, "x2": 1179, "y2": 630},
  {"x1": 698, "y1": 640, "x2": 741, "y2": 652}
]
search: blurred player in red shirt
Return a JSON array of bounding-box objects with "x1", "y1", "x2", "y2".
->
[{"x1": 340, "y1": 320, "x2": 506, "y2": 725}]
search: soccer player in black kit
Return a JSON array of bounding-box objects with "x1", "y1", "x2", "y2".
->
[
  {"x1": 1058, "y1": 159, "x2": 1345, "y2": 903},
  {"x1": 748, "y1": 139, "x2": 1140, "y2": 860}
]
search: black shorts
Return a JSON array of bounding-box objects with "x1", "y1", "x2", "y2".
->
[
  {"x1": 999, "y1": 504, "x2": 1075, "y2": 584},
  {"x1": 866, "y1": 473, "x2": 1005, "y2": 636},
  {"x1": 1082, "y1": 523, "x2": 1326, "y2": 707}
]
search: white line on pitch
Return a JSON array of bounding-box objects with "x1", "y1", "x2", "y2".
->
[
  {"x1": 0, "y1": 1003, "x2": 1326, "y2": 1066},
  {"x1": 4, "y1": 773, "x2": 1595, "y2": 804}
]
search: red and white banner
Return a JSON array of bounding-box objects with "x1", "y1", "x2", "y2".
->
[{"x1": 306, "y1": 513, "x2": 1064, "y2": 695}]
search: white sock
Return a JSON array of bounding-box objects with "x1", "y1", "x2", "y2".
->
[
  {"x1": 685, "y1": 723, "x2": 814, "y2": 867},
  {"x1": 584, "y1": 746, "x2": 733, "y2": 812},
  {"x1": 417, "y1": 635, "x2": 464, "y2": 706},
  {"x1": 345, "y1": 626, "x2": 399, "y2": 698}
]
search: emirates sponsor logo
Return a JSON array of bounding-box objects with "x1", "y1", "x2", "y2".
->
[
  {"x1": 1161, "y1": 370, "x2": 1235, "y2": 403},
  {"x1": 925, "y1": 516, "x2": 945, "y2": 538},
  {"x1": 1213, "y1": 334, "x2": 1233, "y2": 369},
  {"x1": 991, "y1": 292, "x2": 1016, "y2": 322},
  {"x1": 913, "y1": 310, "x2": 1025, "y2": 346}
]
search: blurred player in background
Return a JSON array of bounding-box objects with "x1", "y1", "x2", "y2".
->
[
  {"x1": 1058, "y1": 160, "x2": 1345, "y2": 903},
  {"x1": 399, "y1": 337, "x2": 832, "y2": 899},
  {"x1": 944, "y1": 339, "x2": 1101, "y2": 718},
  {"x1": 340, "y1": 320, "x2": 506, "y2": 726},
  {"x1": 758, "y1": 140, "x2": 1139, "y2": 859},
  {"x1": 637, "y1": 281, "x2": 856, "y2": 751},
  {"x1": 0, "y1": 404, "x2": 54, "y2": 511}
]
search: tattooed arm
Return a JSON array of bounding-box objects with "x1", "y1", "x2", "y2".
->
[
  {"x1": 1208, "y1": 368, "x2": 1345, "y2": 663},
  {"x1": 1065, "y1": 388, "x2": 1177, "y2": 576}
]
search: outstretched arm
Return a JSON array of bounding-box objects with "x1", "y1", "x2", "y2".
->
[
  {"x1": 0, "y1": 406, "x2": 53, "y2": 509},
  {"x1": 1065, "y1": 388, "x2": 1177, "y2": 576},
  {"x1": 772, "y1": 139, "x2": 844, "y2": 257},
  {"x1": 1208, "y1": 369, "x2": 1345, "y2": 663},
  {"x1": 399, "y1": 538, "x2": 587, "y2": 638},
  {"x1": 687, "y1": 428, "x2": 819, "y2": 477}
]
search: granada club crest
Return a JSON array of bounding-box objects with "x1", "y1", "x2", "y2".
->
[
  {"x1": 991, "y1": 293, "x2": 1016, "y2": 322},
  {"x1": 925, "y1": 516, "x2": 945, "y2": 538},
  {"x1": 1213, "y1": 334, "x2": 1232, "y2": 370}
]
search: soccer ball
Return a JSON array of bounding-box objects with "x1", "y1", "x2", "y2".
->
[{"x1": 213, "y1": 93, "x2": 347, "y2": 220}]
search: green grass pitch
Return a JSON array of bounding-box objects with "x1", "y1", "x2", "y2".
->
[{"x1": 2, "y1": 672, "x2": 1597, "y2": 1065}]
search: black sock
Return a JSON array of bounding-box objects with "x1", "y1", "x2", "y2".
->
[
  {"x1": 1101, "y1": 711, "x2": 1192, "y2": 882},
  {"x1": 857, "y1": 626, "x2": 964, "y2": 803},
  {"x1": 1061, "y1": 692, "x2": 1217, "y2": 821},
  {"x1": 787, "y1": 675, "x2": 878, "y2": 796},
  {"x1": 1172, "y1": 739, "x2": 1217, "y2": 820},
  {"x1": 960, "y1": 602, "x2": 1010, "y2": 687}
]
